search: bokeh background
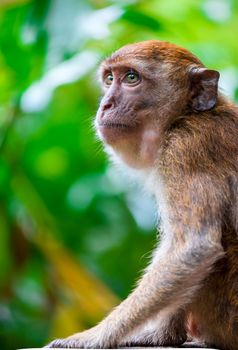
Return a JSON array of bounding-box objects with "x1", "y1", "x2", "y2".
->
[{"x1": 0, "y1": 0, "x2": 238, "y2": 349}]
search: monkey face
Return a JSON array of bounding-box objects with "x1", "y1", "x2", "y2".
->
[
  {"x1": 95, "y1": 65, "x2": 153, "y2": 144},
  {"x1": 95, "y1": 65, "x2": 160, "y2": 168},
  {"x1": 95, "y1": 44, "x2": 170, "y2": 168},
  {"x1": 95, "y1": 40, "x2": 219, "y2": 169}
]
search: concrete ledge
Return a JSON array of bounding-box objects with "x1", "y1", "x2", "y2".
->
[
  {"x1": 18, "y1": 345, "x2": 218, "y2": 350},
  {"x1": 18, "y1": 342, "x2": 219, "y2": 350}
]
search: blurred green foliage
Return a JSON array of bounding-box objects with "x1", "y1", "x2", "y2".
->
[{"x1": 0, "y1": 0, "x2": 238, "y2": 349}]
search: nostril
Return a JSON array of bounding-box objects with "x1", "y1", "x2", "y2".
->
[{"x1": 102, "y1": 103, "x2": 113, "y2": 111}]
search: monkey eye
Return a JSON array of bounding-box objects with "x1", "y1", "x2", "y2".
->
[
  {"x1": 123, "y1": 70, "x2": 140, "y2": 85},
  {"x1": 104, "y1": 72, "x2": 114, "y2": 86}
]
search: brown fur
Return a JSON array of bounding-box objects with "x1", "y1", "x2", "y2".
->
[{"x1": 46, "y1": 41, "x2": 238, "y2": 349}]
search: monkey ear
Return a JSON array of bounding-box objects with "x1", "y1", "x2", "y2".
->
[{"x1": 189, "y1": 67, "x2": 220, "y2": 112}]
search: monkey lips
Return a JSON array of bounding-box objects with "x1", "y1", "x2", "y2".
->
[{"x1": 95, "y1": 108, "x2": 139, "y2": 145}]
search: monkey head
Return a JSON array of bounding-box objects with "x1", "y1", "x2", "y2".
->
[{"x1": 95, "y1": 40, "x2": 220, "y2": 169}]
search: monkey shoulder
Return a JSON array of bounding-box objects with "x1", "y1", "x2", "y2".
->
[{"x1": 161, "y1": 110, "x2": 238, "y2": 178}]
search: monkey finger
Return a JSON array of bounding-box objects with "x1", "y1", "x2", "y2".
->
[{"x1": 45, "y1": 337, "x2": 87, "y2": 348}]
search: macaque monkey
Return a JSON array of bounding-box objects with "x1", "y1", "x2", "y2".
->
[{"x1": 47, "y1": 40, "x2": 238, "y2": 349}]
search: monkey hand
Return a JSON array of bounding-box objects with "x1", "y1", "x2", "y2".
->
[{"x1": 45, "y1": 323, "x2": 120, "y2": 349}]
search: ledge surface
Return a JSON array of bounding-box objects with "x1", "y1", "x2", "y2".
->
[
  {"x1": 18, "y1": 342, "x2": 219, "y2": 350},
  {"x1": 18, "y1": 346, "x2": 218, "y2": 350}
]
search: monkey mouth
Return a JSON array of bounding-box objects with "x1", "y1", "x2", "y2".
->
[
  {"x1": 97, "y1": 121, "x2": 135, "y2": 144},
  {"x1": 98, "y1": 122, "x2": 130, "y2": 129}
]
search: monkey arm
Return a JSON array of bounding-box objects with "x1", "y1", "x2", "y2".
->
[
  {"x1": 47, "y1": 175, "x2": 225, "y2": 349},
  {"x1": 95, "y1": 175, "x2": 225, "y2": 344},
  {"x1": 120, "y1": 308, "x2": 187, "y2": 346}
]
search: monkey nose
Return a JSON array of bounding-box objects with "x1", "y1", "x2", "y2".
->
[{"x1": 102, "y1": 102, "x2": 113, "y2": 111}]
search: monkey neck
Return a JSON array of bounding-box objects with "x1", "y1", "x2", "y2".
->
[
  {"x1": 105, "y1": 93, "x2": 235, "y2": 195},
  {"x1": 105, "y1": 142, "x2": 163, "y2": 199},
  {"x1": 104, "y1": 123, "x2": 163, "y2": 170}
]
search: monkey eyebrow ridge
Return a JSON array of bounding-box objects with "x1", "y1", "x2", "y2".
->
[{"x1": 100, "y1": 59, "x2": 154, "y2": 80}]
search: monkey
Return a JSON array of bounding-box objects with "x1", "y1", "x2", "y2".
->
[{"x1": 46, "y1": 40, "x2": 238, "y2": 349}]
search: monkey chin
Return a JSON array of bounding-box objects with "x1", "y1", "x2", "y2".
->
[
  {"x1": 97, "y1": 124, "x2": 160, "y2": 170},
  {"x1": 97, "y1": 123, "x2": 136, "y2": 145},
  {"x1": 98, "y1": 125, "x2": 140, "y2": 167}
]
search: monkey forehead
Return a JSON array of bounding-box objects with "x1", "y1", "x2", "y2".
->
[
  {"x1": 99, "y1": 56, "x2": 158, "y2": 78},
  {"x1": 103, "y1": 40, "x2": 203, "y2": 67}
]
